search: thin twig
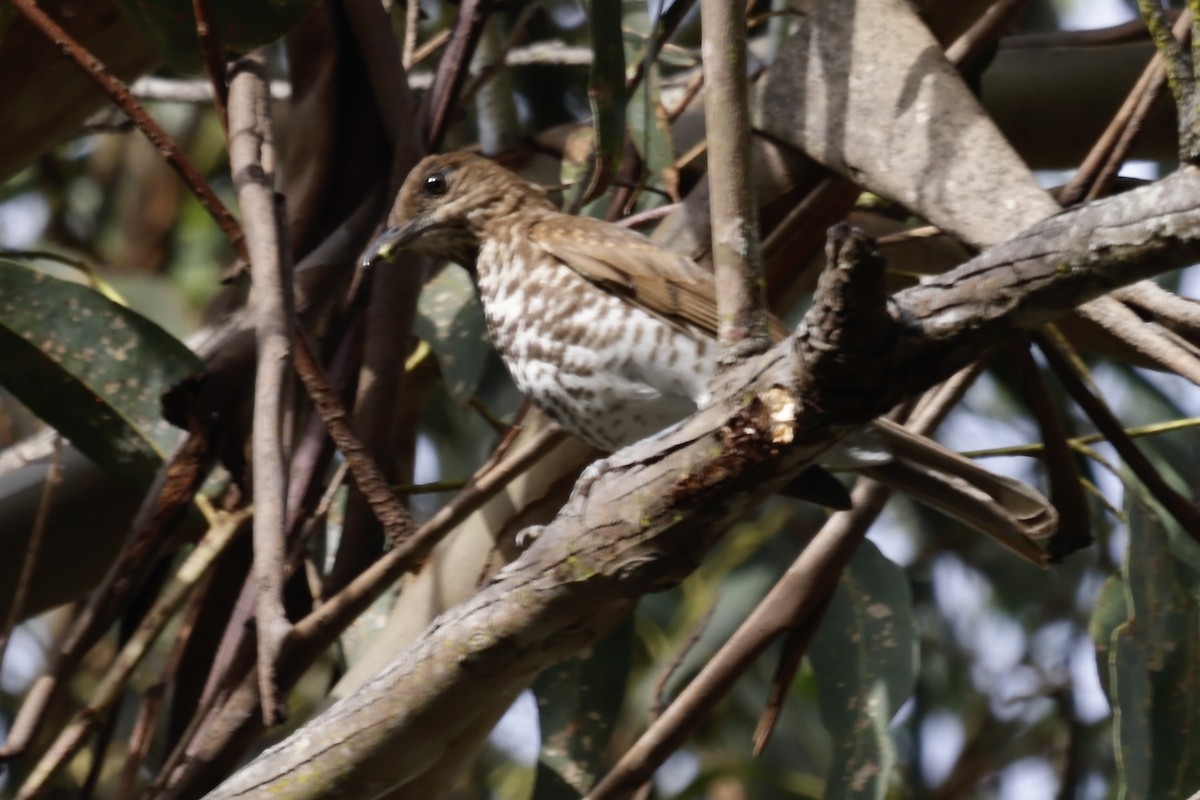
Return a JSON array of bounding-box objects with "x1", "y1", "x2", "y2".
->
[
  {"x1": 630, "y1": 601, "x2": 719, "y2": 800},
  {"x1": 291, "y1": 325, "x2": 416, "y2": 542},
  {"x1": 1035, "y1": 330, "x2": 1200, "y2": 540},
  {"x1": 0, "y1": 438, "x2": 62, "y2": 678},
  {"x1": 229, "y1": 50, "x2": 293, "y2": 726},
  {"x1": 962, "y1": 417, "x2": 1200, "y2": 458},
  {"x1": 459, "y1": 2, "x2": 543, "y2": 112},
  {"x1": 665, "y1": 68, "x2": 704, "y2": 122},
  {"x1": 943, "y1": 0, "x2": 1030, "y2": 67},
  {"x1": 421, "y1": 0, "x2": 496, "y2": 150},
  {"x1": 589, "y1": 479, "x2": 893, "y2": 798},
  {"x1": 403, "y1": 0, "x2": 420, "y2": 69},
  {"x1": 1077, "y1": 295, "x2": 1200, "y2": 384},
  {"x1": 618, "y1": 201, "x2": 683, "y2": 228},
  {"x1": 1060, "y1": 10, "x2": 1191, "y2": 205},
  {"x1": 152, "y1": 425, "x2": 574, "y2": 797},
  {"x1": 116, "y1": 569, "x2": 213, "y2": 800},
  {"x1": 625, "y1": 0, "x2": 698, "y2": 96},
  {"x1": 293, "y1": 425, "x2": 569, "y2": 639},
  {"x1": 191, "y1": 0, "x2": 230, "y2": 131},
  {"x1": 7, "y1": 0, "x2": 246, "y2": 260},
  {"x1": 751, "y1": 363, "x2": 981, "y2": 754},
  {"x1": 0, "y1": 427, "x2": 216, "y2": 761},
  {"x1": 751, "y1": 592, "x2": 831, "y2": 756},
  {"x1": 649, "y1": 603, "x2": 718, "y2": 723},
  {"x1": 16, "y1": 507, "x2": 252, "y2": 799},
  {"x1": 290, "y1": 460, "x2": 350, "y2": 580}
]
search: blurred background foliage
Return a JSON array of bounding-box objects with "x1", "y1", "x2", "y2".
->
[{"x1": 0, "y1": 0, "x2": 1198, "y2": 798}]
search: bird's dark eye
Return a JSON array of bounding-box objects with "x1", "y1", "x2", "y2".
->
[{"x1": 424, "y1": 171, "x2": 450, "y2": 196}]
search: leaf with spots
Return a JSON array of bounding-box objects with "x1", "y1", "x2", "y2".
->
[
  {"x1": 808, "y1": 540, "x2": 918, "y2": 800},
  {"x1": 414, "y1": 264, "x2": 490, "y2": 404},
  {"x1": 1093, "y1": 494, "x2": 1200, "y2": 800},
  {"x1": 532, "y1": 621, "x2": 632, "y2": 799},
  {"x1": 0, "y1": 260, "x2": 200, "y2": 480}
]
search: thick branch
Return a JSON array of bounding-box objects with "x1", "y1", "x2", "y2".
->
[{"x1": 203, "y1": 166, "x2": 1200, "y2": 799}]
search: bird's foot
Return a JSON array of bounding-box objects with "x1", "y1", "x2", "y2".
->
[
  {"x1": 514, "y1": 525, "x2": 545, "y2": 549},
  {"x1": 572, "y1": 458, "x2": 612, "y2": 503}
]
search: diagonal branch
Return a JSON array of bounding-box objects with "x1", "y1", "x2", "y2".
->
[{"x1": 8, "y1": 0, "x2": 247, "y2": 260}]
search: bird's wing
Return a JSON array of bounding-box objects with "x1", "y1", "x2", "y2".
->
[{"x1": 527, "y1": 214, "x2": 725, "y2": 338}]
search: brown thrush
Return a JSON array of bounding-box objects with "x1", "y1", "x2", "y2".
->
[{"x1": 365, "y1": 152, "x2": 1056, "y2": 565}]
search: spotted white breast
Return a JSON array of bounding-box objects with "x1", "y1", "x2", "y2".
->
[{"x1": 474, "y1": 230, "x2": 716, "y2": 451}]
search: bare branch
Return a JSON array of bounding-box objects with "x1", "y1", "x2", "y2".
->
[
  {"x1": 702, "y1": 0, "x2": 771, "y2": 359},
  {"x1": 421, "y1": 0, "x2": 496, "y2": 150},
  {"x1": 229, "y1": 50, "x2": 292, "y2": 726}
]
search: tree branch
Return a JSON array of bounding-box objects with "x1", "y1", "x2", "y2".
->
[
  {"x1": 702, "y1": 0, "x2": 771, "y2": 360},
  {"x1": 203, "y1": 166, "x2": 1200, "y2": 799},
  {"x1": 228, "y1": 50, "x2": 292, "y2": 726}
]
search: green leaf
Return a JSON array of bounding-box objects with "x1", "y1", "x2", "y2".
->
[
  {"x1": 622, "y1": 2, "x2": 678, "y2": 215},
  {"x1": 413, "y1": 265, "x2": 490, "y2": 404},
  {"x1": 565, "y1": 0, "x2": 627, "y2": 210},
  {"x1": 1100, "y1": 495, "x2": 1200, "y2": 800},
  {"x1": 532, "y1": 621, "x2": 633, "y2": 799},
  {"x1": 0, "y1": 260, "x2": 199, "y2": 479},
  {"x1": 809, "y1": 540, "x2": 918, "y2": 800},
  {"x1": 627, "y1": 62, "x2": 679, "y2": 214}
]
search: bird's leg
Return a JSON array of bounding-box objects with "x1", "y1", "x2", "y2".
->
[
  {"x1": 571, "y1": 457, "x2": 613, "y2": 504},
  {"x1": 514, "y1": 457, "x2": 612, "y2": 549}
]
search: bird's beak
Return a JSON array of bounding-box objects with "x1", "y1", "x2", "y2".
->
[{"x1": 360, "y1": 220, "x2": 423, "y2": 269}]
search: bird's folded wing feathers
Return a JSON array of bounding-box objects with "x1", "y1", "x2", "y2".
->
[{"x1": 529, "y1": 215, "x2": 725, "y2": 337}]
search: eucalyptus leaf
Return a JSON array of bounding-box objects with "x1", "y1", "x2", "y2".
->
[
  {"x1": 563, "y1": 0, "x2": 626, "y2": 210},
  {"x1": 627, "y1": 62, "x2": 679, "y2": 214},
  {"x1": 1098, "y1": 496, "x2": 1200, "y2": 800},
  {"x1": 809, "y1": 540, "x2": 918, "y2": 800},
  {"x1": 533, "y1": 622, "x2": 633, "y2": 799},
  {"x1": 414, "y1": 265, "x2": 490, "y2": 404},
  {"x1": 0, "y1": 260, "x2": 199, "y2": 480}
]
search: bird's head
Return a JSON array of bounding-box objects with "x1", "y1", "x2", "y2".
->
[{"x1": 362, "y1": 152, "x2": 554, "y2": 270}]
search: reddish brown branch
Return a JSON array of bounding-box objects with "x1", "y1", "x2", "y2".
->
[
  {"x1": 192, "y1": 0, "x2": 230, "y2": 131},
  {"x1": 291, "y1": 325, "x2": 415, "y2": 541},
  {"x1": 421, "y1": 0, "x2": 496, "y2": 150},
  {"x1": 8, "y1": 0, "x2": 246, "y2": 260}
]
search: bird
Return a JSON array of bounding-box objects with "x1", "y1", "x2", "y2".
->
[{"x1": 364, "y1": 152, "x2": 1056, "y2": 566}]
